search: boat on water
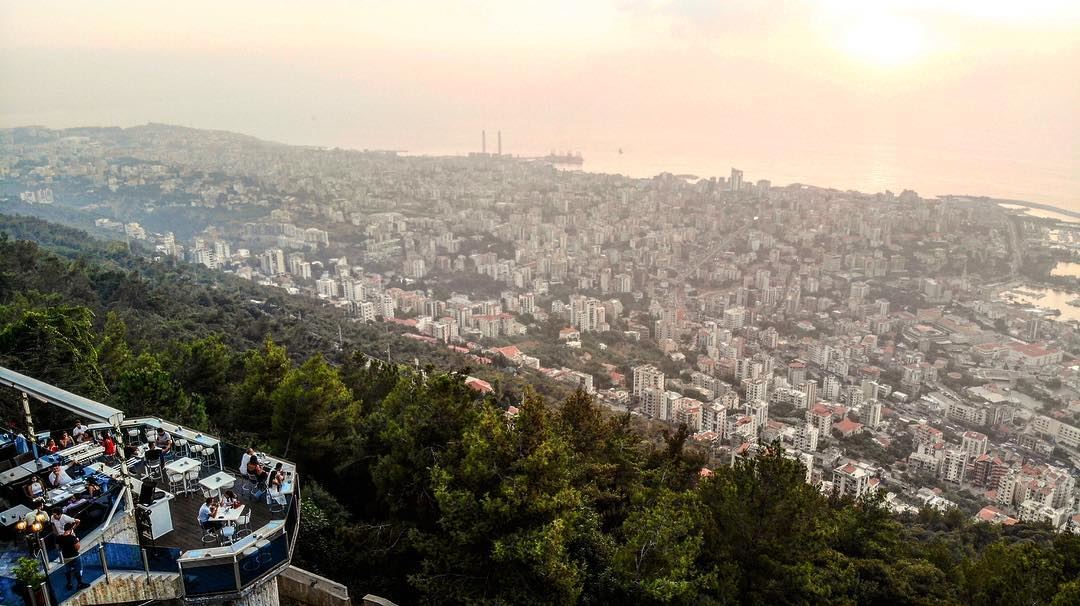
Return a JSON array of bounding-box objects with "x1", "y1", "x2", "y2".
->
[{"x1": 543, "y1": 151, "x2": 584, "y2": 165}]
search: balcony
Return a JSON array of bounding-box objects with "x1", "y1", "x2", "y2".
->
[{"x1": 0, "y1": 367, "x2": 301, "y2": 605}]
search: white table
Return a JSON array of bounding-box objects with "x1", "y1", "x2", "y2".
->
[
  {"x1": 198, "y1": 471, "x2": 235, "y2": 496},
  {"x1": 164, "y1": 457, "x2": 199, "y2": 475},
  {"x1": 211, "y1": 504, "x2": 245, "y2": 524},
  {"x1": 164, "y1": 457, "x2": 201, "y2": 493}
]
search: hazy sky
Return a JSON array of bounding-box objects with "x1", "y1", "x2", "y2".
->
[{"x1": 2, "y1": 1, "x2": 1078, "y2": 203}]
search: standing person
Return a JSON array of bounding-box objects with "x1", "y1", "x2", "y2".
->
[
  {"x1": 50, "y1": 509, "x2": 79, "y2": 536},
  {"x1": 101, "y1": 432, "x2": 117, "y2": 459},
  {"x1": 57, "y1": 522, "x2": 89, "y2": 590}
]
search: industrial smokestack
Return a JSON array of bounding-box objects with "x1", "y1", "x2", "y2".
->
[
  {"x1": 482, "y1": 130, "x2": 486, "y2": 154},
  {"x1": 497, "y1": 130, "x2": 502, "y2": 156}
]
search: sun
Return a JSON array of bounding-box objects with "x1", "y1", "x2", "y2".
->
[{"x1": 843, "y1": 14, "x2": 926, "y2": 68}]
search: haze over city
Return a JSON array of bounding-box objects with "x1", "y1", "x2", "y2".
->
[{"x1": 2, "y1": 0, "x2": 1078, "y2": 207}]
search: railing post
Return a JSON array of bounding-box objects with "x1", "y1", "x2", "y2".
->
[
  {"x1": 99, "y1": 543, "x2": 109, "y2": 583},
  {"x1": 141, "y1": 547, "x2": 150, "y2": 580},
  {"x1": 233, "y1": 553, "x2": 243, "y2": 591}
]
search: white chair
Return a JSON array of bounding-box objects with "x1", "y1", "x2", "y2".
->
[
  {"x1": 219, "y1": 525, "x2": 236, "y2": 546},
  {"x1": 235, "y1": 511, "x2": 252, "y2": 538},
  {"x1": 174, "y1": 438, "x2": 188, "y2": 458},
  {"x1": 200, "y1": 446, "x2": 217, "y2": 467},
  {"x1": 183, "y1": 468, "x2": 201, "y2": 497},
  {"x1": 166, "y1": 470, "x2": 185, "y2": 495},
  {"x1": 200, "y1": 525, "x2": 218, "y2": 545},
  {"x1": 268, "y1": 490, "x2": 287, "y2": 515}
]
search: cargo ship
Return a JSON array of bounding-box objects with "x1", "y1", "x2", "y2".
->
[{"x1": 542, "y1": 151, "x2": 584, "y2": 165}]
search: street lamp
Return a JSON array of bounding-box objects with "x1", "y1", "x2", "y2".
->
[{"x1": 15, "y1": 511, "x2": 50, "y2": 556}]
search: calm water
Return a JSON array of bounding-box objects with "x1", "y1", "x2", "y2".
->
[
  {"x1": 529, "y1": 139, "x2": 1080, "y2": 212},
  {"x1": 1003, "y1": 287, "x2": 1080, "y2": 323},
  {"x1": 1051, "y1": 263, "x2": 1080, "y2": 278}
]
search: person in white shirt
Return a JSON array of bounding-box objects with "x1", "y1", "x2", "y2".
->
[
  {"x1": 48, "y1": 464, "x2": 74, "y2": 488},
  {"x1": 71, "y1": 422, "x2": 88, "y2": 441},
  {"x1": 240, "y1": 448, "x2": 255, "y2": 475},
  {"x1": 50, "y1": 509, "x2": 79, "y2": 536}
]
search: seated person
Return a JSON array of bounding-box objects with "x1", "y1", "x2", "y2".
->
[
  {"x1": 154, "y1": 431, "x2": 173, "y2": 454},
  {"x1": 268, "y1": 463, "x2": 285, "y2": 491},
  {"x1": 101, "y1": 433, "x2": 117, "y2": 458},
  {"x1": 222, "y1": 490, "x2": 241, "y2": 509},
  {"x1": 77, "y1": 431, "x2": 92, "y2": 443},
  {"x1": 45, "y1": 438, "x2": 58, "y2": 453},
  {"x1": 24, "y1": 475, "x2": 46, "y2": 501},
  {"x1": 57, "y1": 432, "x2": 74, "y2": 449},
  {"x1": 71, "y1": 422, "x2": 88, "y2": 441},
  {"x1": 246, "y1": 456, "x2": 269, "y2": 483},
  {"x1": 49, "y1": 464, "x2": 75, "y2": 488},
  {"x1": 197, "y1": 497, "x2": 221, "y2": 530},
  {"x1": 85, "y1": 477, "x2": 103, "y2": 499}
]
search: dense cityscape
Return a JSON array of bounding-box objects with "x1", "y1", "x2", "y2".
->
[{"x1": 3, "y1": 123, "x2": 1079, "y2": 534}]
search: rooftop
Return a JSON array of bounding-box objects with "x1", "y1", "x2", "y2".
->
[{"x1": 0, "y1": 366, "x2": 300, "y2": 604}]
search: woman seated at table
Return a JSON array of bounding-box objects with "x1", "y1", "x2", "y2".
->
[
  {"x1": 57, "y1": 432, "x2": 74, "y2": 449},
  {"x1": 222, "y1": 490, "x2": 241, "y2": 509},
  {"x1": 268, "y1": 463, "x2": 285, "y2": 492},
  {"x1": 45, "y1": 438, "x2": 58, "y2": 453},
  {"x1": 24, "y1": 475, "x2": 46, "y2": 501},
  {"x1": 246, "y1": 455, "x2": 269, "y2": 483}
]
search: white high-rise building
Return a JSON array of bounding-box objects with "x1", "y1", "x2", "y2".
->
[
  {"x1": 864, "y1": 400, "x2": 883, "y2": 429},
  {"x1": 259, "y1": 248, "x2": 286, "y2": 276},
  {"x1": 632, "y1": 365, "x2": 665, "y2": 398},
  {"x1": 794, "y1": 423, "x2": 820, "y2": 453}
]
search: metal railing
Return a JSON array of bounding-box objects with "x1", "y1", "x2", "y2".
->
[{"x1": 177, "y1": 522, "x2": 290, "y2": 598}]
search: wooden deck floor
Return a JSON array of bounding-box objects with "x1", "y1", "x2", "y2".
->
[{"x1": 145, "y1": 470, "x2": 282, "y2": 552}]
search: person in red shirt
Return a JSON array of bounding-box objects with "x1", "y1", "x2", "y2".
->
[
  {"x1": 45, "y1": 438, "x2": 58, "y2": 453},
  {"x1": 101, "y1": 433, "x2": 117, "y2": 458}
]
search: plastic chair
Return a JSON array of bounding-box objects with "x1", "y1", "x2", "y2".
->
[
  {"x1": 219, "y1": 525, "x2": 236, "y2": 546},
  {"x1": 174, "y1": 438, "x2": 188, "y2": 458},
  {"x1": 268, "y1": 490, "x2": 287, "y2": 515},
  {"x1": 200, "y1": 525, "x2": 218, "y2": 545},
  {"x1": 183, "y1": 468, "x2": 201, "y2": 497},
  {"x1": 235, "y1": 511, "x2": 253, "y2": 538},
  {"x1": 200, "y1": 445, "x2": 218, "y2": 468},
  {"x1": 166, "y1": 470, "x2": 185, "y2": 495}
]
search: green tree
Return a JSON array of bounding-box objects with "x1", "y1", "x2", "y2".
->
[
  {"x1": 269, "y1": 354, "x2": 361, "y2": 469},
  {"x1": 114, "y1": 352, "x2": 208, "y2": 428},
  {"x1": 229, "y1": 337, "x2": 291, "y2": 441}
]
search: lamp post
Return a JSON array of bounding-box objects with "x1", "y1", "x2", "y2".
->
[{"x1": 16, "y1": 511, "x2": 51, "y2": 560}]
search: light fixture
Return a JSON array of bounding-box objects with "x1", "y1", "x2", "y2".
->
[
  {"x1": 31, "y1": 522, "x2": 42, "y2": 533},
  {"x1": 15, "y1": 520, "x2": 26, "y2": 532},
  {"x1": 35, "y1": 512, "x2": 47, "y2": 524}
]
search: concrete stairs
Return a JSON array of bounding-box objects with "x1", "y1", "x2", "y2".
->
[{"x1": 62, "y1": 571, "x2": 182, "y2": 605}]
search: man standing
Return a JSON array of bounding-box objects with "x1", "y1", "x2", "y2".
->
[{"x1": 57, "y1": 522, "x2": 89, "y2": 590}]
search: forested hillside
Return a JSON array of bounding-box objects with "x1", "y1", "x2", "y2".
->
[{"x1": 1, "y1": 215, "x2": 1079, "y2": 605}]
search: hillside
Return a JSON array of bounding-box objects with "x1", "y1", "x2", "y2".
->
[{"x1": 1, "y1": 215, "x2": 1079, "y2": 605}]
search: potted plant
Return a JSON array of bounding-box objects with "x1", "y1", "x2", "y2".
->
[{"x1": 13, "y1": 556, "x2": 48, "y2": 606}]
